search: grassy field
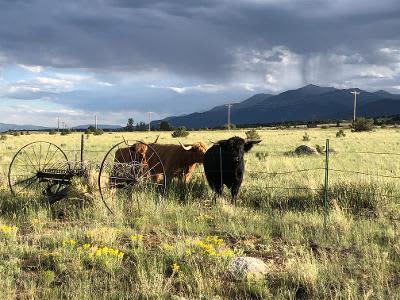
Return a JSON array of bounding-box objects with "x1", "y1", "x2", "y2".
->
[{"x1": 0, "y1": 128, "x2": 399, "y2": 299}]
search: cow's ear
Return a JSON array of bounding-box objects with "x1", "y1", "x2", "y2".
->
[{"x1": 244, "y1": 140, "x2": 261, "y2": 152}]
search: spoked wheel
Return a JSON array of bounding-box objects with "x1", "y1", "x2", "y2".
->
[
  {"x1": 98, "y1": 140, "x2": 167, "y2": 213},
  {"x1": 8, "y1": 141, "x2": 70, "y2": 198}
]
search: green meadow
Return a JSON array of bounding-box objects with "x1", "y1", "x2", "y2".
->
[{"x1": 0, "y1": 127, "x2": 399, "y2": 299}]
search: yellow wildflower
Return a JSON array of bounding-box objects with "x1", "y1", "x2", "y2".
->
[
  {"x1": 0, "y1": 225, "x2": 18, "y2": 235},
  {"x1": 171, "y1": 263, "x2": 180, "y2": 273},
  {"x1": 161, "y1": 243, "x2": 173, "y2": 251},
  {"x1": 130, "y1": 234, "x2": 144, "y2": 242}
]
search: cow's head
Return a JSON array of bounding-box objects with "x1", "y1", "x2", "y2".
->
[
  {"x1": 215, "y1": 136, "x2": 261, "y2": 165},
  {"x1": 178, "y1": 141, "x2": 207, "y2": 163},
  {"x1": 131, "y1": 143, "x2": 148, "y2": 162},
  {"x1": 244, "y1": 138, "x2": 262, "y2": 152}
]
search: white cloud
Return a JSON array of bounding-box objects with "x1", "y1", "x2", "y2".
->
[
  {"x1": 150, "y1": 83, "x2": 226, "y2": 94},
  {"x1": 359, "y1": 70, "x2": 386, "y2": 78},
  {"x1": 97, "y1": 81, "x2": 113, "y2": 87},
  {"x1": 18, "y1": 64, "x2": 44, "y2": 73},
  {"x1": 265, "y1": 74, "x2": 277, "y2": 84},
  {"x1": 0, "y1": 76, "x2": 75, "y2": 99}
]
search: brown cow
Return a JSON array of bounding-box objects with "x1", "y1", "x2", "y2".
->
[
  {"x1": 146, "y1": 141, "x2": 207, "y2": 184},
  {"x1": 111, "y1": 143, "x2": 149, "y2": 186}
]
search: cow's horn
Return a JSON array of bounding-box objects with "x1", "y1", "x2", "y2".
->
[
  {"x1": 178, "y1": 140, "x2": 193, "y2": 150},
  {"x1": 122, "y1": 135, "x2": 130, "y2": 146},
  {"x1": 245, "y1": 139, "x2": 262, "y2": 144}
]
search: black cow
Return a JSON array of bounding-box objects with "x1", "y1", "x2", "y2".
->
[{"x1": 203, "y1": 136, "x2": 261, "y2": 202}]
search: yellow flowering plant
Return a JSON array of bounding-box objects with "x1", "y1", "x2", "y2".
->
[
  {"x1": 0, "y1": 224, "x2": 18, "y2": 241},
  {"x1": 129, "y1": 234, "x2": 144, "y2": 248},
  {"x1": 171, "y1": 262, "x2": 181, "y2": 274},
  {"x1": 160, "y1": 235, "x2": 237, "y2": 264},
  {"x1": 86, "y1": 245, "x2": 124, "y2": 271}
]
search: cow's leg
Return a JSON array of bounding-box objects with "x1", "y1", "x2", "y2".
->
[
  {"x1": 211, "y1": 182, "x2": 223, "y2": 205},
  {"x1": 230, "y1": 182, "x2": 241, "y2": 205},
  {"x1": 178, "y1": 172, "x2": 186, "y2": 203},
  {"x1": 183, "y1": 164, "x2": 197, "y2": 183}
]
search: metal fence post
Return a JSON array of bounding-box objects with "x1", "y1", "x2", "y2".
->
[
  {"x1": 80, "y1": 134, "x2": 84, "y2": 168},
  {"x1": 219, "y1": 145, "x2": 223, "y2": 190},
  {"x1": 324, "y1": 139, "x2": 330, "y2": 228}
]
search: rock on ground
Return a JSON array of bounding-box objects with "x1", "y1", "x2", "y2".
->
[
  {"x1": 228, "y1": 256, "x2": 268, "y2": 280},
  {"x1": 294, "y1": 145, "x2": 319, "y2": 155}
]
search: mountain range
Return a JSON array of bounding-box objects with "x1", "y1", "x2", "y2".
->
[
  {"x1": 71, "y1": 124, "x2": 123, "y2": 130},
  {"x1": 2, "y1": 85, "x2": 400, "y2": 132},
  {"x1": 156, "y1": 84, "x2": 400, "y2": 128},
  {"x1": 0, "y1": 123, "x2": 49, "y2": 132},
  {"x1": 0, "y1": 123, "x2": 122, "y2": 132}
]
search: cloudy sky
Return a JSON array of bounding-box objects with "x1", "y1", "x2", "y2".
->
[{"x1": 0, "y1": 0, "x2": 399, "y2": 126}]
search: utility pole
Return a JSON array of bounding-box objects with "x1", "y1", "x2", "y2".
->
[
  {"x1": 147, "y1": 112, "x2": 152, "y2": 131},
  {"x1": 351, "y1": 90, "x2": 360, "y2": 123},
  {"x1": 226, "y1": 104, "x2": 232, "y2": 130},
  {"x1": 95, "y1": 115, "x2": 98, "y2": 130},
  {"x1": 57, "y1": 116, "x2": 60, "y2": 132}
]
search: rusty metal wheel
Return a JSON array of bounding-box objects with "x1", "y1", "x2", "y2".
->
[
  {"x1": 8, "y1": 141, "x2": 70, "y2": 197},
  {"x1": 98, "y1": 140, "x2": 167, "y2": 213}
]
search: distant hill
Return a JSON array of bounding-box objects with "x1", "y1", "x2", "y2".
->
[
  {"x1": 161, "y1": 93, "x2": 274, "y2": 128},
  {"x1": 154, "y1": 84, "x2": 400, "y2": 128},
  {"x1": 0, "y1": 123, "x2": 49, "y2": 132},
  {"x1": 0, "y1": 123, "x2": 123, "y2": 132},
  {"x1": 72, "y1": 124, "x2": 123, "y2": 130}
]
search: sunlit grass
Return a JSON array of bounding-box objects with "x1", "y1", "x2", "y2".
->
[{"x1": 0, "y1": 128, "x2": 399, "y2": 298}]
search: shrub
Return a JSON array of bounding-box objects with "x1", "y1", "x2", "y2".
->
[
  {"x1": 172, "y1": 127, "x2": 189, "y2": 138},
  {"x1": 223, "y1": 123, "x2": 236, "y2": 130},
  {"x1": 315, "y1": 144, "x2": 325, "y2": 154},
  {"x1": 306, "y1": 123, "x2": 317, "y2": 128},
  {"x1": 60, "y1": 129, "x2": 72, "y2": 135},
  {"x1": 93, "y1": 129, "x2": 104, "y2": 135},
  {"x1": 159, "y1": 121, "x2": 172, "y2": 131},
  {"x1": 320, "y1": 125, "x2": 329, "y2": 129},
  {"x1": 352, "y1": 117, "x2": 374, "y2": 132},
  {"x1": 255, "y1": 152, "x2": 268, "y2": 160},
  {"x1": 245, "y1": 129, "x2": 261, "y2": 140},
  {"x1": 302, "y1": 132, "x2": 310, "y2": 141},
  {"x1": 336, "y1": 129, "x2": 346, "y2": 138},
  {"x1": 315, "y1": 144, "x2": 335, "y2": 154},
  {"x1": 49, "y1": 130, "x2": 57, "y2": 135},
  {"x1": 0, "y1": 135, "x2": 7, "y2": 141}
]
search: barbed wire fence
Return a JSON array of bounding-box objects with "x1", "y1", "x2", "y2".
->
[{"x1": 1, "y1": 138, "x2": 399, "y2": 225}]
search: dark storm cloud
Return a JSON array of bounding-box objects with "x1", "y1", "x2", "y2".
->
[
  {"x1": 0, "y1": 0, "x2": 399, "y2": 78},
  {"x1": 1, "y1": 0, "x2": 400, "y2": 124}
]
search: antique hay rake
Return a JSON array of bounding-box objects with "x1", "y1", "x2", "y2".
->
[{"x1": 7, "y1": 135, "x2": 167, "y2": 211}]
